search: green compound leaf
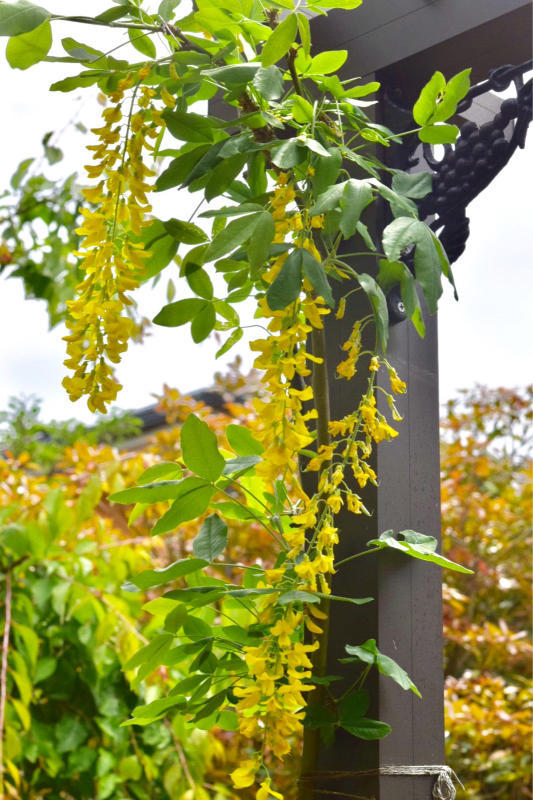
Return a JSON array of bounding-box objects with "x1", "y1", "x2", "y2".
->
[
  {"x1": 367, "y1": 529, "x2": 474, "y2": 574},
  {"x1": 192, "y1": 514, "x2": 228, "y2": 561},
  {"x1": 0, "y1": 1, "x2": 49, "y2": 37},
  {"x1": 260, "y1": 12, "x2": 297, "y2": 67},
  {"x1": 181, "y1": 413, "x2": 225, "y2": 482}
]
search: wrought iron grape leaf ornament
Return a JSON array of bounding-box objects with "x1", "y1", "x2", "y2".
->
[{"x1": 385, "y1": 61, "x2": 532, "y2": 323}]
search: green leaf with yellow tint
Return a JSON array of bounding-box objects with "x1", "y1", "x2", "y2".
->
[
  {"x1": 6, "y1": 17, "x2": 51, "y2": 68},
  {"x1": 181, "y1": 413, "x2": 225, "y2": 482},
  {"x1": 0, "y1": 0, "x2": 48, "y2": 36},
  {"x1": 260, "y1": 13, "x2": 297, "y2": 67}
]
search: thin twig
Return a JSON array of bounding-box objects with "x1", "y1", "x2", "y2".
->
[
  {"x1": 164, "y1": 719, "x2": 195, "y2": 789},
  {"x1": 0, "y1": 573, "x2": 13, "y2": 798}
]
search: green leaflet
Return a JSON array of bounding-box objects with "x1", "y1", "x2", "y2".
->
[
  {"x1": 308, "y1": 49, "x2": 347, "y2": 75},
  {"x1": 377, "y1": 259, "x2": 425, "y2": 338},
  {"x1": 128, "y1": 28, "x2": 156, "y2": 58},
  {"x1": 266, "y1": 249, "x2": 302, "y2": 311},
  {"x1": 128, "y1": 558, "x2": 208, "y2": 591},
  {"x1": 300, "y1": 249, "x2": 334, "y2": 308},
  {"x1": 151, "y1": 480, "x2": 215, "y2": 536},
  {"x1": 109, "y1": 480, "x2": 191, "y2": 505},
  {"x1": 338, "y1": 688, "x2": 370, "y2": 726},
  {"x1": 271, "y1": 139, "x2": 305, "y2": 169},
  {"x1": 192, "y1": 514, "x2": 228, "y2": 561},
  {"x1": 367, "y1": 529, "x2": 474, "y2": 574},
  {"x1": 391, "y1": 171, "x2": 433, "y2": 200},
  {"x1": 248, "y1": 210, "x2": 275, "y2": 273},
  {"x1": 296, "y1": 11, "x2": 310, "y2": 55},
  {"x1": 260, "y1": 12, "x2": 297, "y2": 67},
  {"x1": 226, "y1": 425, "x2": 264, "y2": 456},
  {"x1": 413, "y1": 69, "x2": 471, "y2": 128},
  {"x1": 181, "y1": 413, "x2": 225, "y2": 482},
  {"x1": 124, "y1": 633, "x2": 174, "y2": 671},
  {"x1": 204, "y1": 62, "x2": 260, "y2": 87},
  {"x1": 382, "y1": 217, "x2": 452, "y2": 314},
  {"x1": 156, "y1": 145, "x2": 211, "y2": 192},
  {"x1": 354, "y1": 273, "x2": 389, "y2": 352},
  {"x1": 206, "y1": 211, "x2": 266, "y2": 261},
  {"x1": 185, "y1": 264, "x2": 214, "y2": 300},
  {"x1": 153, "y1": 298, "x2": 207, "y2": 327},
  {"x1": 137, "y1": 461, "x2": 183, "y2": 485},
  {"x1": 162, "y1": 109, "x2": 216, "y2": 143},
  {"x1": 6, "y1": 16, "x2": 51, "y2": 68},
  {"x1": 413, "y1": 71, "x2": 446, "y2": 126},
  {"x1": 253, "y1": 65, "x2": 284, "y2": 100},
  {"x1": 341, "y1": 718, "x2": 391, "y2": 740},
  {"x1": 343, "y1": 637, "x2": 420, "y2": 696},
  {"x1": 339, "y1": 180, "x2": 374, "y2": 239},
  {"x1": 0, "y1": 1, "x2": 49, "y2": 37},
  {"x1": 419, "y1": 124, "x2": 459, "y2": 145},
  {"x1": 216, "y1": 327, "x2": 243, "y2": 358}
]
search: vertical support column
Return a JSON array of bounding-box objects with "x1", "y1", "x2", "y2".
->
[
  {"x1": 313, "y1": 272, "x2": 444, "y2": 800},
  {"x1": 310, "y1": 99, "x2": 444, "y2": 800}
]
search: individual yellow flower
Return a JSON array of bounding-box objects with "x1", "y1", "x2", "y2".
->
[
  {"x1": 257, "y1": 778, "x2": 284, "y2": 800},
  {"x1": 388, "y1": 365, "x2": 407, "y2": 394},
  {"x1": 231, "y1": 759, "x2": 259, "y2": 788}
]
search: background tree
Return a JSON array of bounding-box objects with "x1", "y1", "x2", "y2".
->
[{"x1": 442, "y1": 385, "x2": 532, "y2": 799}]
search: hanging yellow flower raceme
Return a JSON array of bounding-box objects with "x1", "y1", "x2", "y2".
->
[{"x1": 62, "y1": 68, "x2": 165, "y2": 412}]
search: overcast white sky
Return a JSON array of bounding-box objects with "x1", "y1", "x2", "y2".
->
[{"x1": 0, "y1": 2, "x2": 531, "y2": 423}]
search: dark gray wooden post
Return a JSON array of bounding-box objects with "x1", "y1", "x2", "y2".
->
[{"x1": 306, "y1": 3, "x2": 532, "y2": 797}]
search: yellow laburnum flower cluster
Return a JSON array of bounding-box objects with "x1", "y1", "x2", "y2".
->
[
  {"x1": 231, "y1": 173, "x2": 408, "y2": 796},
  {"x1": 63, "y1": 67, "x2": 166, "y2": 412}
]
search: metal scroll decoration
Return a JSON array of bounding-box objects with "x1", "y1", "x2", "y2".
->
[{"x1": 384, "y1": 61, "x2": 532, "y2": 323}]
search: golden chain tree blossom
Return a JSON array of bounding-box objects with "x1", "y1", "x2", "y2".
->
[{"x1": 63, "y1": 68, "x2": 166, "y2": 413}]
